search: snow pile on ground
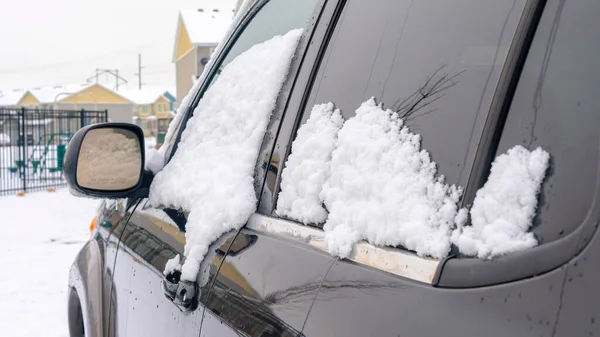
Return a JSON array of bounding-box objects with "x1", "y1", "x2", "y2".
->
[
  {"x1": 276, "y1": 103, "x2": 343, "y2": 224},
  {"x1": 0, "y1": 189, "x2": 99, "y2": 337},
  {"x1": 321, "y1": 98, "x2": 465, "y2": 259},
  {"x1": 453, "y1": 146, "x2": 550, "y2": 258},
  {"x1": 77, "y1": 128, "x2": 142, "y2": 190},
  {"x1": 150, "y1": 29, "x2": 303, "y2": 281}
]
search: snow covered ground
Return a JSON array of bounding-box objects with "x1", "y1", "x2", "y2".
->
[{"x1": 0, "y1": 189, "x2": 100, "y2": 337}]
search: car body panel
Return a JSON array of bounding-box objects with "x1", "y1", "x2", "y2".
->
[
  {"x1": 67, "y1": 198, "x2": 131, "y2": 337},
  {"x1": 302, "y1": 260, "x2": 566, "y2": 337},
  {"x1": 200, "y1": 228, "x2": 334, "y2": 337},
  {"x1": 107, "y1": 200, "x2": 232, "y2": 336},
  {"x1": 68, "y1": 238, "x2": 104, "y2": 337}
]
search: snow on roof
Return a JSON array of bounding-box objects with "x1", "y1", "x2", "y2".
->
[
  {"x1": 118, "y1": 87, "x2": 171, "y2": 105},
  {"x1": 0, "y1": 90, "x2": 26, "y2": 106},
  {"x1": 180, "y1": 8, "x2": 235, "y2": 47},
  {"x1": 30, "y1": 84, "x2": 93, "y2": 103}
]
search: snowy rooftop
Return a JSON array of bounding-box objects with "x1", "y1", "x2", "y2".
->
[
  {"x1": 0, "y1": 90, "x2": 26, "y2": 106},
  {"x1": 0, "y1": 83, "x2": 174, "y2": 106},
  {"x1": 118, "y1": 87, "x2": 175, "y2": 105},
  {"x1": 30, "y1": 84, "x2": 93, "y2": 103},
  {"x1": 180, "y1": 8, "x2": 235, "y2": 47}
]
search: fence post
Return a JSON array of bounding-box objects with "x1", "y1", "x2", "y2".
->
[
  {"x1": 20, "y1": 107, "x2": 26, "y2": 193},
  {"x1": 80, "y1": 109, "x2": 85, "y2": 128},
  {"x1": 104, "y1": 109, "x2": 108, "y2": 123}
]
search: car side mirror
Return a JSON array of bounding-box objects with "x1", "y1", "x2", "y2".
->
[{"x1": 63, "y1": 123, "x2": 152, "y2": 199}]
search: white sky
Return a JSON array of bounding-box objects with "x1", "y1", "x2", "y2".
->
[{"x1": 0, "y1": 0, "x2": 238, "y2": 92}]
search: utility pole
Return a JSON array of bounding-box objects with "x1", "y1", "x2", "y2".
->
[
  {"x1": 135, "y1": 53, "x2": 143, "y2": 90},
  {"x1": 95, "y1": 69, "x2": 99, "y2": 84}
]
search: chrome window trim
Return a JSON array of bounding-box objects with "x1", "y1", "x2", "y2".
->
[{"x1": 246, "y1": 213, "x2": 440, "y2": 284}]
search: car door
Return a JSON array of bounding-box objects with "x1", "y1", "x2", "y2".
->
[
  {"x1": 110, "y1": 200, "x2": 237, "y2": 336},
  {"x1": 240, "y1": 0, "x2": 568, "y2": 336},
  {"x1": 295, "y1": 0, "x2": 600, "y2": 336},
  {"x1": 108, "y1": 1, "x2": 328, "y2": 336}
]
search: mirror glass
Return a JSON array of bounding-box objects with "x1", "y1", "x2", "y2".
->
[{"x1": 76, "y1": 128, "x2": 142, "y2": 191}]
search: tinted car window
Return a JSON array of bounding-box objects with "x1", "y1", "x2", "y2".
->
[
  {"x1": 300, "y1": 0, "x2": 527, "y2": 187},
  {"x1": 493, "y1": 0, "x2": 600, "y2": 244},
  {"x1": 207, "y1": 0, "x2": 319, "y2": 87},
  {"x1": 165, "y1": 0, "x2": 320, "y2": 163}
]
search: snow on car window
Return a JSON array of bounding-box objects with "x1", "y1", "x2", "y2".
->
[
  {"x1": 320, "y1": 98, "x2": 465, "y2": 259},
  {"x1": 275, "y1": 103, "x2": 343, "y2": 225},
  {"x1": 149, "y1": 29, "x2": 303, "y2": 281},
  {"x1": 452, "y1": 145, "x2": 550, "y2": 259},
  {"x1": 275, "y1": 95, "x2": 552, "y2": 260},
  {"x1": 276, "y1": 99, "x2": 551, "y2": 261}
]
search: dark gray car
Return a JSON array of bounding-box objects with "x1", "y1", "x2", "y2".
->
[{"x1": 64, "y1": 0, "x2": 600, "y2": 336}]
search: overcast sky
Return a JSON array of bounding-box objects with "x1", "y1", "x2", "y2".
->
[{"x1": 0, "y1": 0, "x2": 237, "y2": 92}]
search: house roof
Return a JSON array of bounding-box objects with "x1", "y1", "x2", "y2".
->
[
  {"x1": 118, "y1": 87, "x2": 176, "y2": 105},
  {"x1": 30, "y1": 84, "x2": 93, "y2": 104},
  {"x1": 0, "y1": 90, "x2": 27, "y2": 106},
  {"x1": 181, "y1": 8, "x2": 235, "y2": 46},
  {"x1": 173, "y1": 6, "x2": 236, "y2": 62},
  {"x1": 1, "y1": 84, "x2": 175, "y2": 106}
]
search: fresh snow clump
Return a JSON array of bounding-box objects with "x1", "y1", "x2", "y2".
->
[
  {"x1": 145, "y1": 147, "x2": 165, "y2": 175},
  {"x1": 163, "y1": 254, "x2": 181, "y2": 275},
  {"x1": 276, "y1": 103, "x2": 343, "y2": 224},
  {"x1": 452, "y1": 146, "x2": 549, "y2": 259},
  {"x1": 321, "y1": 98, "x2": 465, "y2": 259},
  {"x1": 149, "y1": 29, "x2": 303, "y2": 281}
]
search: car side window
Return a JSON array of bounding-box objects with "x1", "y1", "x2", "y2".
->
[
  {"x1": 492, "y1": 0, "x2": 600, "y2": 245},
  {"x1": 272, "y1": 0, "x2": 528, "y2": 224},
  {"x1": 206, "y1": 0, "x2": 319, "y2": 87},
  {"x1": 290, "y1": 0, "x2": 527, "y2": 191},
  {"x1": 164, "y1": 0, "x2": 320, "y2": 162},
  {"x1": 158, "y1": 0, "x2": 321, "y2": 232}
]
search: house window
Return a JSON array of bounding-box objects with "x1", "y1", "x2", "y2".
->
[
  {"x1": 158, "y1": 104, "x2": 162, "y2": 112},
  {"x1": 142, "y1": 105, "x2": 148, "y2": 114}
]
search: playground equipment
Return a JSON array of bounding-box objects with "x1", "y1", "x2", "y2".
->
[{"x1": 9, "y1": 132, "x2": 73, "y2": 178}]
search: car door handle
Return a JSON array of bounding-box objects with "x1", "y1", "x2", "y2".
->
[{"x1": 162, "y1": 270, "x2": 198, "y2": 312}]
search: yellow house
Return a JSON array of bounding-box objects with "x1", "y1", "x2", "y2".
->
[
  {"x1": 54, "y1": 84, "x2": 134, "y2": 123},
  {"x1": 0, "y1": 90, "x2": 40, "y2": 108},
  {"x1": 121, "y1": 88, "x2": 176, "y2": 142},
  {"x1": 172, "y1": 6, "x2": 237, "y2": 106}
]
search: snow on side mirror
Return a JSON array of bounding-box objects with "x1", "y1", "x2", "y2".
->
[{"x1": 63, "y1": 123, "x2": 150, "y2": 199}]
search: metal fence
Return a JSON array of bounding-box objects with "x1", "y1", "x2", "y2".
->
[{"x1": 0, "y1": 108, "x2": 108, "y2": 196}]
